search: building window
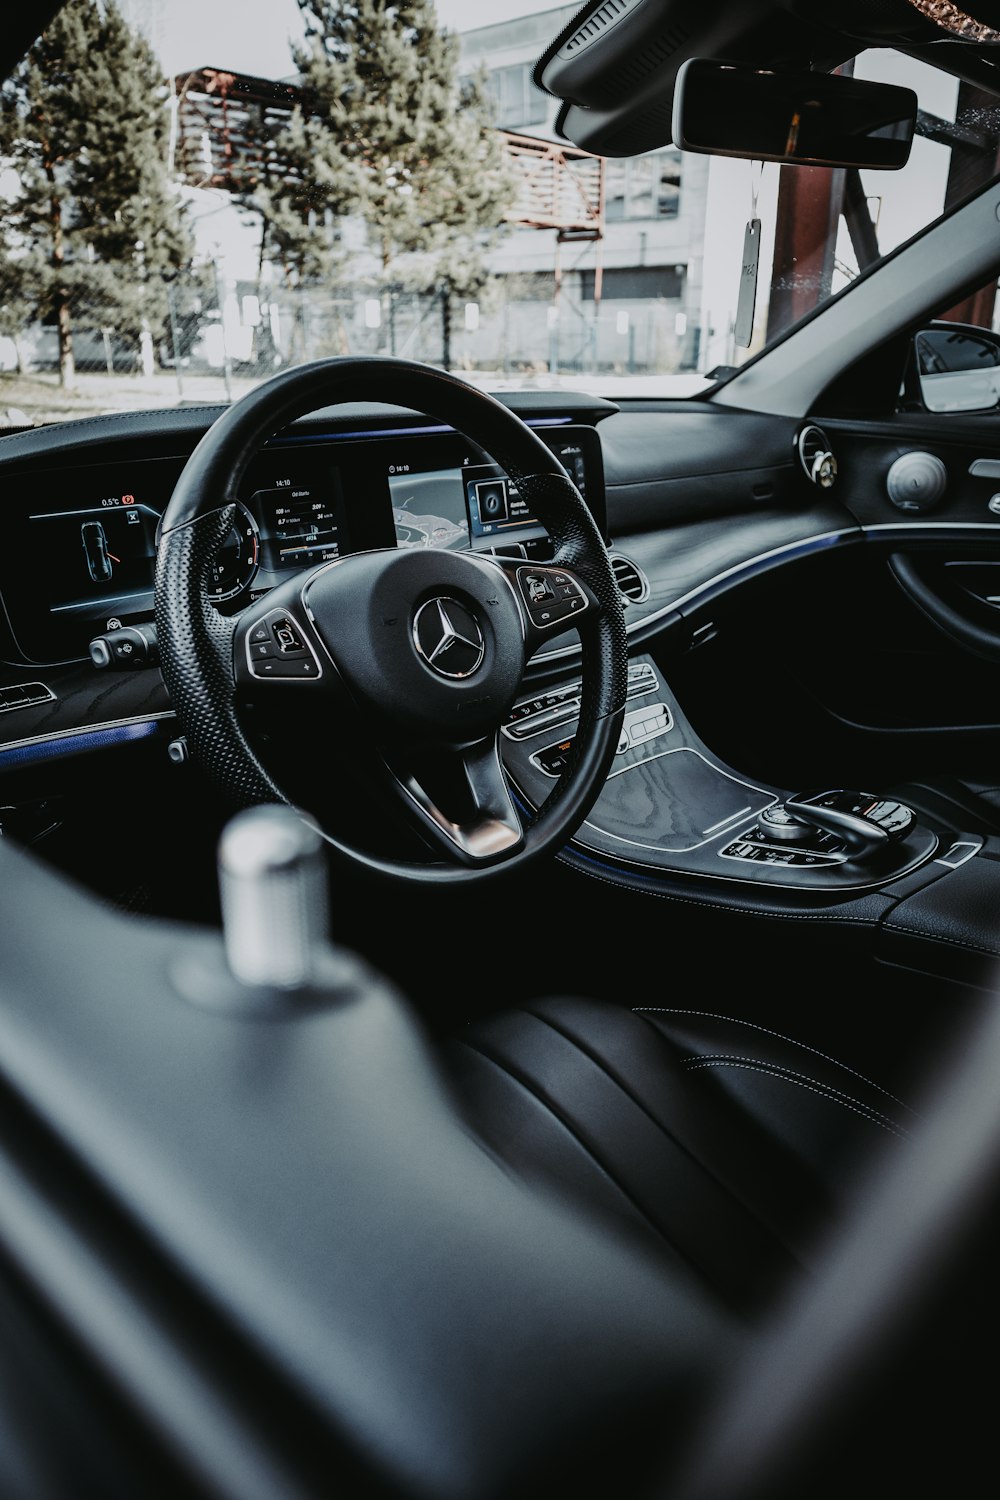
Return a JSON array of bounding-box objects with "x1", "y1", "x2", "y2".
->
[
  {"x1": 605, "y1": 150, "x2": 682, "y2": 221},
  {"x1": 487, "y1": 64, "x2": 547, "y2": 130},
  {"x1": 580, "y1": 266, "x2": 685, "y2": 300}
]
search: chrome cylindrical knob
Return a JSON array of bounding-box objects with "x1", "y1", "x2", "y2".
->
[{"x1": 218, "y1": 805, "x2": 328, "y2": 989}]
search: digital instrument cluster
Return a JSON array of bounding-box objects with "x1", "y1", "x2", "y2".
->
[{"x1": 0, "y1": 424, "x2": 604, "y2": 664}]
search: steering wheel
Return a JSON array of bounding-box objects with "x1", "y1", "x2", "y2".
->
[{"x1": 154, "y1": 357, "x2": 628, "y2": 885}]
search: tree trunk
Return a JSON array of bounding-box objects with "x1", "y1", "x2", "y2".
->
[
  {"x1": 441, "y1": 287, "x2": 451, "y2": 371},
  {"x1": 56, "y1": 292, "x2": 76, "y2": 390},
  {"x1": 380, "y1": 236, "x2": 392, "y2": 353},
  {"x1": 50, "y1": 194, "x2": 75, "y2": 390}
]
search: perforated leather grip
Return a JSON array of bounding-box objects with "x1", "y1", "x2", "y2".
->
[{"x1": 155, "y1": 507, "x2": 285, "y2": 808}]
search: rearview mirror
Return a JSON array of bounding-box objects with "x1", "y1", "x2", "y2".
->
[{"x1": 672, "y1": 59, "x2": 917, "y2": 170}]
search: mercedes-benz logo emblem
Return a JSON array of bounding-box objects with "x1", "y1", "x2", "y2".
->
[{"x1": 412, "y1": 596, "x2": 486, "y2": 679}]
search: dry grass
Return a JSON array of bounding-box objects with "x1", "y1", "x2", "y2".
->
[{"x1": 0, "y1": 369, "x2": 259, "y2": 428}]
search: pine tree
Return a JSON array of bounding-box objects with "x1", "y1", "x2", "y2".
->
[
  {"x1": 269, "y1": 0, "x2": 516, "y2": 360},
  {"x1": 0, "y1": 253, "x2": 31, "y2": 372},
  {"x1": 0, "y1": 0, "x2": 190, "y2": 388}
]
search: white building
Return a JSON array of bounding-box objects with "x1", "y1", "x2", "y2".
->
[{"x1": 457, "y1": 4, "x2": 712, "y2": 375}]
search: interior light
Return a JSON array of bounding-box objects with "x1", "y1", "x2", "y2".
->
[{"x1": 903, "y1": 1, "x2": 1000, "y2": 41}]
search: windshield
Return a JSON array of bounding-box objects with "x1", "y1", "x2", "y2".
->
[{"x1": 2, "y1": 0, "x2": 999, "y2": 427}]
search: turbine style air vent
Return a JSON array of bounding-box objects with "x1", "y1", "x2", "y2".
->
[
  {"x1": 610, "y1": 552, "x2": 650, "y2": 604},
  {"x1": 559, "y1": 0, "x2": 646, "y2": 58},
  {"x1": 797, "y1": 425, "x2": 838, "y2": 489}
]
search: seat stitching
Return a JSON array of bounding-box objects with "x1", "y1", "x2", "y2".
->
[
  {"x1": 683, "y1": 1061, "x2": 909, "y2": 1140},
  {"x1": 632, "y1": 1007, "x2": 917, "y2": 1115},
  {"x1": 685, "y1": 1055, "x2": 907, "y2": 1132},
  {"x1": 882, "y1": 923, "x2": 1000, "y2": 961}
]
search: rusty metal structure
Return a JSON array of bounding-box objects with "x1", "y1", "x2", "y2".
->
[
  {"x1": 171, "y1": 69, "x2": 605, "y2": 292},
  {"x1": 170, "y1": 67, "x2": 304, "y2": 192},
  {"x1": 500, "y1": 132, "x2": 606, "y2": 303}
]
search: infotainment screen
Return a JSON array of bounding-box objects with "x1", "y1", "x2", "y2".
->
[
  {"x1": 385, "y1": 429, "x2": 601, "y2": 558},
  {"x1": 389, "y1": 467, "x2": 470, "y2": 551}
]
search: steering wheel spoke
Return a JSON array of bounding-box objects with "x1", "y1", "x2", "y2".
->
[{"x1": 382, "y1": 733, "x2": 525, "y2": 866}]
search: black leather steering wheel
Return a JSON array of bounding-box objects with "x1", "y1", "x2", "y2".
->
[{"x1": 155, "y1": 357, "x2": 628, "y2": 884}]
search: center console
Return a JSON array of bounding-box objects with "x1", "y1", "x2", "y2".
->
[
  {"x1": 501, "y1": 653, "x2": 983, "y2": 902},
  {"x1": 502, "y1": 651, "x2": 1000, "y2": 999}
]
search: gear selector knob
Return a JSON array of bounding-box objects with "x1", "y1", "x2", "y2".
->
[
  {"x1": 782, "y1": 789, "x2": 916, "y2": 859},
  {"x1": 218, "y1": 804, "x2": 329, "y2": 989}
]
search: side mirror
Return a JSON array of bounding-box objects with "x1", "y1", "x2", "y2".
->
[
  {"x1": 672, "y1": 58, "x2": 917, "y2": 170},
  {"x1": 911, "y1": 324, "x2": 1000, "y2": 414}
]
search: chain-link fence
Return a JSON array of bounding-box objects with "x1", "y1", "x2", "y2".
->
[{"x1": 0, "y1": 263, "x2": 695, "y2": 428}]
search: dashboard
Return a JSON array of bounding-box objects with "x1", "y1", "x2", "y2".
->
[
  {"x1": 5, "y1": 386, "x2": 1000, "y2": 933},
  {"x1": 0, "y1": 419, "x2": 604, "y2": 665}
]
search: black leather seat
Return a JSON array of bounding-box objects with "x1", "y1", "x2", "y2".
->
[{"x1": 446, "y1": 998, "x2": 915, "y2": 1315}]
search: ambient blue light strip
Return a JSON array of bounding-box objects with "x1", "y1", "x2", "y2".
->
[
  {"x1": 268, "y1": 416, "x2": 573, "y2": 444},
  {"x1": 0, "y1": 718, "x2": 162, "y2": 771}
]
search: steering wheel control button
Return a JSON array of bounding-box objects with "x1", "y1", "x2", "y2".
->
[
  {"x1": 273, "y1": 617, "x2": 305, "y2": 654},
  {"x1": 412, "y1": 596, "x2": 486, "y2": 679},
  {"x1": 516, "y1": 565, "x2": 588, "y2": 629},
  {"x1": 266, "y1": 658, "x2": 318, "y2": 678},
  {"x1": 245, "y1": 608, "x2": 322, "y2": 683}
]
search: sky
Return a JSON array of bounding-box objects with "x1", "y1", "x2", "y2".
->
[{"x1": 155, "y1": 0, "x2": 565, "y2": 78}]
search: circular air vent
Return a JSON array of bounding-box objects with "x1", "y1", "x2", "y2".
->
[
  {"x1": 797, "y1": 425, "x2": 838, "y2": 488},
  {"x1": 610, "y1": 552, "x2": 649, "y2": 605}
]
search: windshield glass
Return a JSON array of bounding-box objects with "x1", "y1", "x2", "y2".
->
[{"x1": 1, "y1": 0, "x2": 999, "y2": 427}]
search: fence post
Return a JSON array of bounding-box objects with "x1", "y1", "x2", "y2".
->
[
  {"x1": 211, "y1": 256, "x2": 233, "y2": 404},
  {"x1": 166, "y1": 287, "x2": 185, "y2": 403}
]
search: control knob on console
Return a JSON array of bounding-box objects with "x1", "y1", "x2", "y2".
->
[{"x1": 778, "y1": 789, "x2": 916, "y2": 859}]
